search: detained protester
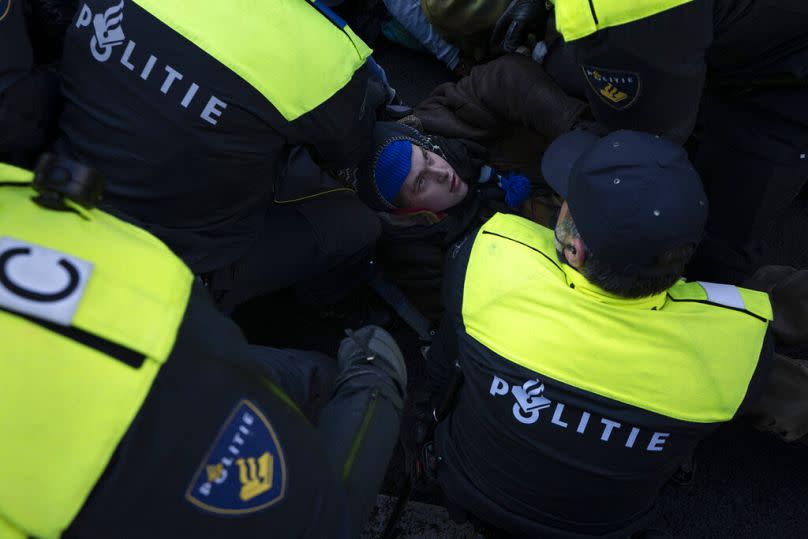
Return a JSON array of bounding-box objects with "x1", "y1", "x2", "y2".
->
[
  {"x1": 53, "y1": 0, "x2": 383, "y2": 310},
  {"x1": 493, "y1": 0, "x2": 808, "y2": 284},
  {"x1": 354, "y1": 53, "x2": 587, "y2": 320},
  {"x1": 426, "y1": 130, "x2": 779, "y2": 537},
  {"x1": 0, "y1": 158, "x2": 406, "y2": 539}
]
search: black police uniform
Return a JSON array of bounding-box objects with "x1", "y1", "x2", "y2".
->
[
  {"x1": 53, "y1": 0, "x2": 381, "y2": 303},
  {"x1": 548, "y1": 0, "x2": 808, "y2": 282},
  {"x1": 65, "y1": 283, "x2": 402, "y2": 539},
  {"x1": 0, "y1": 160, "x2": 402, "y2": 538},
  {"x1": 427, "y1": 215, "x2": 773, "y2": 537}
]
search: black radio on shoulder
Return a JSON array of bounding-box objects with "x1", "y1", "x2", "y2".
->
[{"x1": 32, "y1": 153, "x2": 104, "y2": 211}]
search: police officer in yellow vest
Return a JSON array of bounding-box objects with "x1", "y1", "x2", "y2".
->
[
  {"x1": 53, "y1": 0, "x2": 385, "y2": 310},
  {"x1": 0, "y1": 156, "x2": 407, "y2": 538},
  {"x1": 492, "y1": 0, "x2": 808, "y2": 284},
  {"x1": 426, "y1": 130, "x2": 773, "y2": 537}
]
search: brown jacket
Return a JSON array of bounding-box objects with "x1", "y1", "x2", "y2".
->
[{"x1": 414, "y1": 54, "x2": 588, "y2": 180}]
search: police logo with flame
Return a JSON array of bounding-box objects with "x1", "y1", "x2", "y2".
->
[
  {"x1": 186, "y1": 400, "x2": 287, "y2": 515},
  {"x1": 582, "y1": 66, "x2": 641, "y2": 110}
]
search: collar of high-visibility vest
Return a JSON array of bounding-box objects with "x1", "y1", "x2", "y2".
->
[
  {"x1": 0, "y1": 162, "x2": 33, "y2": 185},
  {"x1": 559, "y1": 260, "x2": 669, "y2": 310}
]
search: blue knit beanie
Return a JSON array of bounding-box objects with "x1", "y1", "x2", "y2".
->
[{"x1": 374, "y1": 140, "x2": 413, "y2": 205}]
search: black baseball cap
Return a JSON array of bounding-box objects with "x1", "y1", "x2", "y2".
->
[{"x1": 541, "y1": 129, "x2": 708, "y2": 268}]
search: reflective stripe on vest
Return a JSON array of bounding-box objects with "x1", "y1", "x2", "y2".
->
[
  {"x1": 132, "y1": 0, "x2": 372, "y2": 121},
  {"x1": 462, "y1": 213, "x2": 771, "y2": 423},
  {"x1": 0, "y1": 164, "x2": 193, "y2": 539},
  {"x1": 553, "y1": 0, "x2": 694, "y2": 41}
]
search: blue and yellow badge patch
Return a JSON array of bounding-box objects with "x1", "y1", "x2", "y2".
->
[
  {"x1": 186, "y1": 400, "x2": 287, "y2": 515},
  {"x1": 0, "y1": 0, "x2": 12, "y2": 22},
  {"x1": 582, "y1": 66, "x2": 641, "y2": 110}
]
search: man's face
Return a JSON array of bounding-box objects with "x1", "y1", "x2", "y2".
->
[{"x1": 398, "y1": 144, "x2": 469, "y2": 212}]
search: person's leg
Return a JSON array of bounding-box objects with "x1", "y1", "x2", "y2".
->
[
  {"x1": 245, "y1": 345, "x2": 338, "y2": 422},
  {"x1": 317, "y1": 326, "x2": 407, "y2": 537},
  {"x1": 687, "y1": 87, "x2": 808, "y2": 283}
]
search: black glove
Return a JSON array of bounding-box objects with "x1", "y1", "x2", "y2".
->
[
  {"x1": 491, "y1": 0, "x2": 544, "y2": 53},
  {"x1": 338, "y1": 325, "x2": 408, "y2": 394}
]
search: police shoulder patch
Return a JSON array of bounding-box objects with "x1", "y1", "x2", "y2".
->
[
  {"x1": 581, "y1": 66, "x2": 641, "y2": 110},
  {"x1": 0, "y1": 0, "x2": 11, "y2": 22},
  {"x1": 186, "y1": 400, "x2": 288, "y2": 515}
]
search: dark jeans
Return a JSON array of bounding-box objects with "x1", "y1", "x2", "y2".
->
[{"x1": 249, "y1": 345, "x2": 402, "y2": 536}]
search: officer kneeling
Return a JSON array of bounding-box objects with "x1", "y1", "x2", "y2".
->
[
  {"x1": 0, "y1": 157, "x2": 406, "y2": 539},
  {"x1": 427, "y1": 130, "x2": 774, "y2": 537}
]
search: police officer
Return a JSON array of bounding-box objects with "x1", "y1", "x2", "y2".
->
[
  {"x1": 0, "y1": 156, "x2": 406, "y2": 538},
  {"x1": 53, "y1": 0, "x2": 384, "y2": 309},
  {"x1": 427, "y1": 131, "x2": 774, "y2": 537},
  {"x1": 492, "y1": 0, "x2": 808, "y2": 283}
]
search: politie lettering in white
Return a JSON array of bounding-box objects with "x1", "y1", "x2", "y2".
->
[
  {"x1": 75, "y1": 2, "x2": 228, "y2": 126},
  {"x1": 197, "y1": 411, "x2": 254, "y2": 497},
  {"x1": 489, "y1": 375, "x2": 670, "y2": 453}
]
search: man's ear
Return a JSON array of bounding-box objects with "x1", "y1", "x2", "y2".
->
[{"x1": 565, "y1": 237, "x2": 587, "y2": 269}]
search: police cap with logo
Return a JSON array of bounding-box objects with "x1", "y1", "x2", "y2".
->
[{"x1": 541, "y1": 129, "x2": 708, "y2": 269}]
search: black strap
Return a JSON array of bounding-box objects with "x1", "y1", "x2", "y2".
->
[
  {"x1": 368, "y1": 273, "x2": 434, "y2": 342},
  {"x1": 1, "y1": 306, "x2": 146, "y2": 368}
]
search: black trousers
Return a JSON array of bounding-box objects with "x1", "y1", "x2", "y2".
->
[{"x1": 687, "y1": 86, "x2": 808, "y2": 283}]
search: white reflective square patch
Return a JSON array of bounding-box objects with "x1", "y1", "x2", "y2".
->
[{"x1": 0, "y1": 237, "x2": 93, "y2": 326}]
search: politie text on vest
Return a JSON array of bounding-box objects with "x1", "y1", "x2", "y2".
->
[
  {"x1": 74, "y1": 1, "x2": 228, "y2": 126},
  {"x1": 490, "y1": 375, "x2": 671, "y2": 452}
]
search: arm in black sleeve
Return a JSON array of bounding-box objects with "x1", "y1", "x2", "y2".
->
[
  {"x1": 739, "y1": 328, "x2": 808, "y2": 443},
  {"x1": 0, "y1": 66, "x2": 60, "y2": 154},
  {"x1": 568, "y1": 1, "x2": 713, "y2": 143},
  {"x1": 736, "y1": 328, "x2": 775, "y2": 417},
  {"x1": 0, "y1": 0, "x2": 33, "y2": 91},
  {"x1": 283, "y1": 62, "x2": 378, "y2": 170},
  {"x1": 0, "y1": 0, "x2": 60, "y2": 154},
  {"x1": 745, "y1": 265, "x2": 808, "y2": 348}
]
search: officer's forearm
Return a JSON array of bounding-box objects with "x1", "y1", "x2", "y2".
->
[{"x1": 745, "y1": 265, "x2": 808, "y2": 347}]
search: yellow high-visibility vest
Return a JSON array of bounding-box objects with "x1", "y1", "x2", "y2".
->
[
  {"x1": 133, "y1": 0, "x2": 372, "y2": 121},
  {"x1": 552, "y1": 0, "x2": 694, "y2": 41},
  {"x1": 0, "y1": 163, "x2": 193, "y2": 539},
  {"x1": 463, "y1": 213, "x2": 771, "y2": 423}
]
